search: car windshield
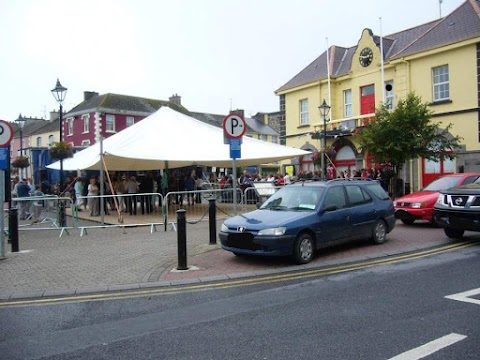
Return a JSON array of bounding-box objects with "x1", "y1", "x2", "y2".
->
[
  {"x1": 423, "y1": 176, "x2": 462, "y2": 191},
  {"x1": 260, "y1": 186, "x2": 325, "y2": 211}
]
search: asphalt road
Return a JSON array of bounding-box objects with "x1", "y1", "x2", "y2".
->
[{"x1": 1, "y1": 240, "x2": 479, "y2": 359}]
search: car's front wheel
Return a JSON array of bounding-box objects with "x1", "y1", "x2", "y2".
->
[
  {"x1": 293, "y1": 233, "x2": 314, "y2": 264},
  {"x1": 372, "y1": 220, "x2": 387, "y2": 244},
  {"x1": 444, "y1": 227, "x2": 464, "y2": 239}
]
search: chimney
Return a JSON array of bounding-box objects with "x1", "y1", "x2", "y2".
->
[
  {"x1": 169, "y1": 93, "x2": 181, "y2": 105},
  {"x1": 231, "y1": 109, "x2": 244, "y2": 118},
  {"x1": 49, "y1": 111, "x2": 59, "y2": 121},
  {"x1": 84, "y1": 91, "x2": 99, "y2": 101}
]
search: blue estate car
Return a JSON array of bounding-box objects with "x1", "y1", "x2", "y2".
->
[{"x1": 219, "y1": 179, "x2": 396, "y2": 264}]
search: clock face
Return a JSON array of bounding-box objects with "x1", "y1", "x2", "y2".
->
[{"x1": 359, "y1": 47, "x2": 373, "y2": 67}]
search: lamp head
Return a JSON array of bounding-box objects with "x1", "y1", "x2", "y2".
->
[
  {"x1": 318, "y1": 99, "x2": 331, "y2": 118},
  {"x1": 16, "y1": 114, "x2": 26, "y2": 129},
  {"x1": 51, "y1": 78, "x2": 68, "y2": 104}
]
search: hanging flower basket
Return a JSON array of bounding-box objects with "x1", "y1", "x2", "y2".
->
[
  {"x1": 12, "y1": 156, "x2": 30, "y2": 169},
  {"x1": 49, "y1": 141, "x2": 73, "y2": 160}
]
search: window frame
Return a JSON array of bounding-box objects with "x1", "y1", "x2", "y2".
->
[
  {"x1": 385, "y1": 80, "x2": 394, "y2": 109},
  {"x1": 82, "y1": 114, "x2": 90, "y2": 133},
  {"x1": 432, "y1": 65, "x2": 450, "y2": 102},
  {"x1": 126, "y1": 116, "x2": 135, "y2": 127},
  {"x1": 343, "y1": 89, "x2": 352, "y2": 117},
  {"x1": 299, "y1": 99, "x2": 309, "y2": 126},
  {"x1": 106, "y1": 114, "x2": 116, "y2": 133},
  {"x1": 67, "y1": 117, "x2": 74, "y2": 136}
]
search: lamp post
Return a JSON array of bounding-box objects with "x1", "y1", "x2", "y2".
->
[
  {"x1": 15, "y1": 114, "x2": 26, "y2": 179},
  {"x1": 51, "y1": 78, "x2": 68, "y2": 227},
  {"x1": 318, "y1": 99, "x2": 331, "y2": 180}
]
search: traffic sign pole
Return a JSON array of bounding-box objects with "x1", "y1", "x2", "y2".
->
[
  {"x1": 0, "y1": 120, "x2": 14, "y2": 259},
  {"x1": 223, "y1": 113, "x2": 246, "y2": 215}
]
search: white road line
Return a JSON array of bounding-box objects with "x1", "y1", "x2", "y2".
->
[
  {"x1": 445, "y1": 287, "x2": 480, "y2": 305},
  {"x1": 388, "y1": 333, "x2": 467, "y2": 360}
]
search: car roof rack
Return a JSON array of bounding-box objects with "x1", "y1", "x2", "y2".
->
[{"x1": 327, "y1": 178, "x2": 374, "y2": 183}]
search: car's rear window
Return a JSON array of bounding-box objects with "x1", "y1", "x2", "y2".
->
[{"x1": 364, "y1": 183, "x2": 390, "y2": 200}]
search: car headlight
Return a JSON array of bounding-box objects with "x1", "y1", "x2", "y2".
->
[
  {"x1": 411, "y1": 202, "x2": 423, "y2": 209},
  {"x1": 258, "y1": 227, "x2": 287, "y2": 236},
  {"x1": 393, "y1": 201, "x2": 397, "y2": 207},
  {"x1": 221, "y1": 223, "x2": 228, "y2": 232}
]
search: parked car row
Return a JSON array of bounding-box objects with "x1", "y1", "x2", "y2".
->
[{"x1": 393, "y1": 173, "x2": 480, "y2": 225}]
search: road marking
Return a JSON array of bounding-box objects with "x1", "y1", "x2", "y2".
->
[
  {"x1": 388, "y1": 333, "x2": 467, "y2": 360},
  {"x1": 445, "y1": 287, "x2": 480, "y2": 305},
  {"x1": 0, "y1": 240, "x2": 477, "y2": 307}
]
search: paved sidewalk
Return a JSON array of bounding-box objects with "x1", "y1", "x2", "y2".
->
[{"x1": 0, "y1": 218, "x2": 478, "y2": 301}]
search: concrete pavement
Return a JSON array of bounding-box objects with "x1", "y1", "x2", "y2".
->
[{"x1": 0, "y1": 216, "x2": 478, "y2": 301}]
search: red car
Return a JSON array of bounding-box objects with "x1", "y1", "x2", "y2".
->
[{"x1": 394, "y1": 173, "x2": 480, "y2": 225}]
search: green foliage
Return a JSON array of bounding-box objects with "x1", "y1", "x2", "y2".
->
[
  {"x1": 12, "y1": 156, "x2": 30, "y2": 169},
  {"x1": 358, "y1": 92, "x2": 462, "y2": 174}
]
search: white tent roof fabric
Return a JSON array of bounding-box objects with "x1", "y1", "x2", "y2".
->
[{"x1": 48, "y1": 107, "x2": 310, "y2": 171}]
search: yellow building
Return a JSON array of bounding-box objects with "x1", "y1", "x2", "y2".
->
[{"x1": 275, "y1": 0, "x2": 480, "y2": 191}]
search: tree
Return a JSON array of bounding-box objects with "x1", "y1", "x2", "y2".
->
[{"x1": 358, "y1": 92, "x2": 462, "y2": 194}]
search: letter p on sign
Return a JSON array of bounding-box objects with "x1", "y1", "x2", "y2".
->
[{"x1": 223, "y1": 113, "x2": 246, "y2": 139}]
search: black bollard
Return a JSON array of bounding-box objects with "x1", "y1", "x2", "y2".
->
[
  {"x1": 58, "y1": 201, "x2": 67, "y2": 228},
  {"x1": 9, "y1": 208, "x2": 19, "y2": 252},
  {"x1": 176, "y1": 209, "x2": 188, "y2": 270},
  {"x1": 208, "y1": 197, "x2": 217, "y2": 245}
]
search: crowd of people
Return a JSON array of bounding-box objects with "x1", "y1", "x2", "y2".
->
[{"x1": 10, "y1": 165, "x2": 389, "y2": 221}]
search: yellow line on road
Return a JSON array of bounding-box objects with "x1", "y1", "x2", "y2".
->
[{"x1": 1, "y1": 240, "x2": 477, "y2": 308}]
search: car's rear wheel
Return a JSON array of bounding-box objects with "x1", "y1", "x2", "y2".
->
[
  {"x1": 444, "y1": 227, "x2": 464, "y2": 239},
  {"x1": 293, "y1": 233, "x2": 314, "y2": 264},
  {"x1": 401, "y1": 218, "x2": 415, "y2": 225},
  {"x1": 372, "y1": 220, "x2": 387, "y2": 244}
]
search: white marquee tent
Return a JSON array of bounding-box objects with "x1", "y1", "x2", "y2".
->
[{"x1": 47, "y1": 106, "x2": 310, "y2": 171}]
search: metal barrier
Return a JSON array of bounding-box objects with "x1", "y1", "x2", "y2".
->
[
  {"x1": 10, "y1": 192, "x2": 166, "y2": 237},
  {"x1": 164, "y1": 188, "x2": 243, "y2": 230},
  {"x1": 74, "y1": 192, "x2": 165, "y2": 236},
  {"x1": 11, "y1": 195, "x2": 74, "y2": 237}
]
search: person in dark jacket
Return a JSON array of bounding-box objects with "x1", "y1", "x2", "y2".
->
[{"x1": 16, "y1": 178, "x2": 31, "y2": 220}]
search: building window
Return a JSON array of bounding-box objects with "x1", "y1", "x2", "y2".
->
[
  {"x1": 82, "y1": 114, "x2": 90, "y2": 133},
  {"x1": 106, "y1": 115, "x2": 116, "y2": 132},
  {"x1": 385, "y1": 80, "x2": 394, "y2": 109},
  {"x1": 48, "y1": 135, "x2": 55, "y2": 145},
  {"x1": 261, "y1": 134, "x2": 268, "y2": 142},
  {"x1": 67, "y1": 118, "x2": 74, "y2": 136},
  {"x1": 339, "y1": 119, "x2": 356, "y2": 131},
  {"x1": 126, "y1": 116, "x2": 135, "y2": 127},
  {"x1": 81, "y1": 140, "x2": 91, "y2": 147},
  {"x1": 299, "y1": 99, "x2": 309, "y2": 125},
  {"x1": 344, "y1": 89, "x2": 352, "y2": 117},
  {"x1": 272, "y1": 135, "x2": 278, "y2": 144},
  {"x1": 433, "y1": 65, "x2": 449, "y2": 102},
  {"x1": 36, "y1": 137, "x2": 42, "y2": 147},
  {"x1": 360, "y1": 84, "x2": 375, "y2": 115}
]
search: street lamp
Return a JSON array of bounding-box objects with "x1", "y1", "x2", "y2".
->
[
  {"x1": 15, "y1": 114, "x2": 26, "y2": 178},
  {"x1": 318, "y1": 99, "x2": 331, "y2": 180},
  {"x1": 51, "y1": 78, "x2": 68, "y2": 227}
]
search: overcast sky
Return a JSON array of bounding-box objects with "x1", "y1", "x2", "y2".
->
[{"x1": 0, "y1": 0, "x2": 465, "y2": 122}]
